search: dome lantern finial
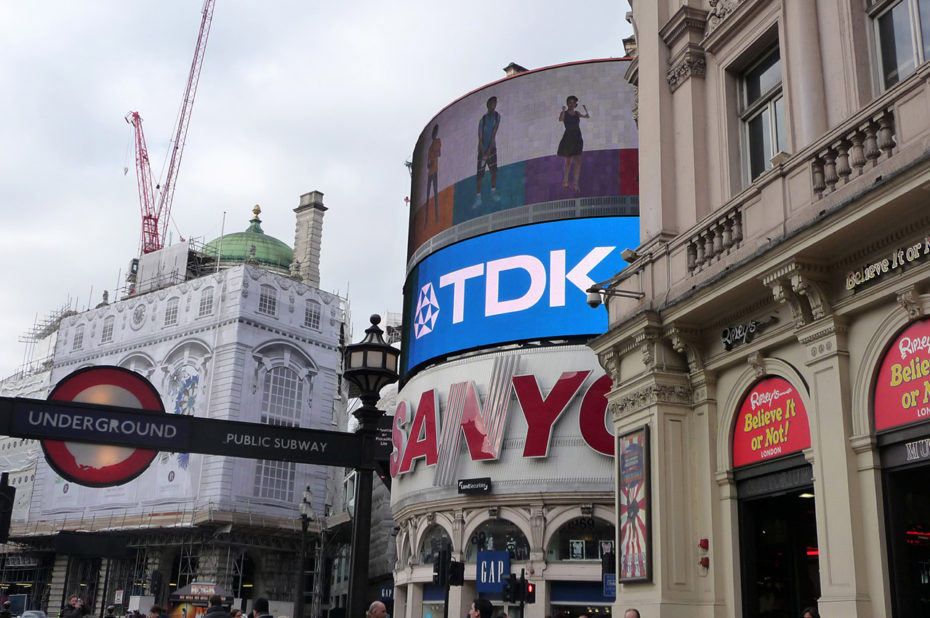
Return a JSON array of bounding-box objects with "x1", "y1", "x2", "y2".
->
[{"x1": 251, "y1": 204, "x2": 262, "y2": 222}]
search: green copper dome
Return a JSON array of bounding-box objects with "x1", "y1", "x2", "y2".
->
[{"x1": 205, "y1": 206, "x2": 293, "y2": 274}]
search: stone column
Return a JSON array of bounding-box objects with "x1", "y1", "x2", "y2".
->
[
  {"x1": 797, "y1": 317, "x2": 872, "y2": 616},
  {"x1": 784, "y1": 0, "x2": 827, "y2": 148},
  {"x1": 292, "y1": 191, "x2": 327, "y2": 288}
]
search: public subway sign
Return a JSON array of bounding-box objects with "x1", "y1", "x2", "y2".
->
[
  {"x1": 732, "y1": 376, "x2": 811, "y2": 467},
  {"x1": 390, "y1": 363, "x2": 613, "y2": 483},
  {"x1": 874, "y1": 318, "x2": 930, "y2": 431},
  {"x1": 401, "y1": 217, "x2": 639, "y2": 374},
  {"x1": 845, "y1": 235, "x2": 930, "y2": 291}
]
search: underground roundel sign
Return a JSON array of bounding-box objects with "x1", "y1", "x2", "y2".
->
[{"x1": 43, "y1": 366, "x2": 165, "y2": 487}]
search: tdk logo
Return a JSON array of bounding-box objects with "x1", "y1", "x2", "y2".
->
[
  {"x1": 416, "y1": 247, "x2": 615, "y2": 339},
  {"x1": 414, "y1": 282, "x2": 440, "y2": 339}
]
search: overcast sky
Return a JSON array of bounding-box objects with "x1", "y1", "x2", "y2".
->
[{"x1": 0, "y1": 1, "x2": 632, "y2": 379}]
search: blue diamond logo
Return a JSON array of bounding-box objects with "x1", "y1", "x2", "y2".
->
[{"x1": 414, "y1": 282, "x2": 440, "y2": 339}]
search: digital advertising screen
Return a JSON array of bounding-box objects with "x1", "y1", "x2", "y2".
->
[
  {"x1": 401, "y1": 216, "x2": 639, "y2": 375},
  {"x1": 407, "y1": 58, "x2": 638, "y2": 261}
]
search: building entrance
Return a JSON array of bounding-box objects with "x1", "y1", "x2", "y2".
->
[
  {"x1": 737, "y1": 460, "x2": 819, "y2": 618},
  {"x1": 884, "y1": 461, "x2": 930, "y2": 617}
]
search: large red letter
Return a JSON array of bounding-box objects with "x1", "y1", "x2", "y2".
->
[
  {"x1": 398, "y1": 389, "x2": 440, "y2": 474},
  {"x1": 514, "y1": 371, "x2": 590, "y2": 457},
  {"x1": 579, "y1": 374, "x2": 613, "y2": 456},
  {"x1": 390, "y1": 401, "x2": 408, "y2": 478}
]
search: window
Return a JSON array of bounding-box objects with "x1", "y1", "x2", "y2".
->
[
  {"x1": 101, "y1": 316, "x2": 115, "y2": 343},
  {"x1": 72, "y1": 325, "x2": 84, "y2": 351},
  {"x1": 258, "y1": 284, "x2": 277, "y2": 316},
  {"x1": 253, "y1": 366, "x2": 303, "y2": 501},
  {"x1": 164, "y1": 297, "x2": 180, "y2": 326},
  {"x1": 742, "y1": 48, "x2": 786, "y2": 182},
  {"x1": 198, "y1": 287, "x2": 214, "y2": 317},
  {"x1": 873, "y1": 0, "x2": 930, "y2": 89},
  {"x1": 304, "y1": 300, "x2": 322, "y2": 329}
]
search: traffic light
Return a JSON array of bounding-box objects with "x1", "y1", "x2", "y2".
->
[
  {"x1": 432, "y1": 548, "x2": 450, "y2": 587},
  {"x1": 502, "y1": 573, "x2": 517, "y2": 602},
  {"x1": 524, "y1": 582, "x2": 536, "y2": 604},
  {"x1": 0, "y1": 473, "x2": 15, "y2": 543},
  {"x1": 448, "y1": 560, "x2": 465, "y2": 586}
]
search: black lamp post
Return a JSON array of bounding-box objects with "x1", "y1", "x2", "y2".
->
[
  {"x1": 297, "y1": 485, "x2": 313, "y2": 618},
  {"x1": 343, "y1": 315, "x2": 399, "y2": 618}
]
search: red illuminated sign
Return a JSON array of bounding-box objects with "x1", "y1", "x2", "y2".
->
[
  {"x1": 875, "y1": 318, "x2": 930, "y2": 431},
  {"x1": 390, "y1": 370, "x2": 612, "y2": 479},
  {"x1": 733, "y1": 376, "x2": 810, "y2": 467}
]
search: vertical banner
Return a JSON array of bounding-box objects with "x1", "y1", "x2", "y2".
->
[{"x1": 618, "y1": 425, "x2": 651, "y2": 583}]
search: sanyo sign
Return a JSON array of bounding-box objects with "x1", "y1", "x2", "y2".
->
[
  {"x1": 390, "y1": 350, "x2": 615, "y2": 484},
  {"x1": 403, "y1": 217, "x2": 639, "y2": 373}
]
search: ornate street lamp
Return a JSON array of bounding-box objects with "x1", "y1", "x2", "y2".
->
[
  {"x1": 343, "y1": 315, "x2": 399, "y2": 618},
  {"x1": 297, "y1": 485, "x2": 313, "y2": 618}
]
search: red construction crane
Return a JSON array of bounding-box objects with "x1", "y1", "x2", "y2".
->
[{"x1": 127, "y1": 0, "x2": 216, "y2": 254}]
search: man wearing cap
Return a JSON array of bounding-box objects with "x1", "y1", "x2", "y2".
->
[{"x1": 251, "y1": 598, "x2": 272, "y2": 618}]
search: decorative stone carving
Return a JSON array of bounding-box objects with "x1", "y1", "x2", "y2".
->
[
  {"x1": 763, "y1": 261, "x2": 831, "y2": 328},
  {"x1": 634, "y1": 326, "x2": 661, "y2": 371},
  {"x1": 488, "y1": 506, "x2": 499, "y2": 519},
  {"x1": 897, "y1": 286, "x2": 924, "y2": 319},
  {"x1": 580, "y1": 503, "x2": 594, "y2": 516},
  {"x1": 747, "y1": 352, "x2": 766, "y2": 378},
  {"x1": 614, "y1": 383, "x2": 693, "y2": 416},
  {"x1": 631, "y1": 84, "x2": 639, "y2": 125},
  {"x1": 597, "y1": 348, "x2": 621, "y2": 385},
  {"x1": 666, "y1": 47, "x2": 706, "y2": 93},
  {"x1": 666, "y1": 325, "x2": 704, "y2": 374},
  {"x1": 706, "y1": 0, "x2": 743, "y2": 34}
]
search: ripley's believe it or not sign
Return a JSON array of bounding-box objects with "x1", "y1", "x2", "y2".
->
[
  {"x1": 733, "y1": 376, "x2": 811, "y2": 467},
  {"x1": 875, "y1": 318, "x2": 930, "y2": 431}
]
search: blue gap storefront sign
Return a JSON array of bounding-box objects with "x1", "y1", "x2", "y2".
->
[
  {"x1": 476, "y1": 551, "x2": 510, "y2": 593},
  {"x1": 403, "y1": 216, "x2": 638, "y2": 374}
]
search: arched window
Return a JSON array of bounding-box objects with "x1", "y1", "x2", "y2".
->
[
  {"x1": 465, "y1": 519, "x2": 529, "y2": 561},
  {"x1": 253, "y1": 365, "x2": 302, "y2": 501},
  {"x1": 419, "y1": 525, "x2": 452, "y2": 565},
  {"x1": 164, "y1": 297, "x2": 180, "y2": 326},
  {"x1": 546, "y1": 516, "x2": 615, "y2": 562},
  {"x1": 101, "y1": 316, "x2": 115, "y2": 343}
]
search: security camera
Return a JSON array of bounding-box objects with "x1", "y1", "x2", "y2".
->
[{"x1": 586, "y1": 290, "x2": 603, "y2": 308}]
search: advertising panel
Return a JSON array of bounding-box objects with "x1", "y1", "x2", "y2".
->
[
  {"x1": 402, "y1": 216, "x2": 638, "y2": 375},
  {"x1": 733, "y1": 376, "x2": 811, "y2": 467},
  {"x1": 407, "y1": 59, "x2": 638, "y2": 260},
  {"x1": 875, "y1": 318, "x2": 930, "y2": 431},
  {"x1": 390, "y1": 345, "x2": 615, "y2": 505}
]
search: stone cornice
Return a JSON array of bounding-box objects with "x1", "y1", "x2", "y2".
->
[{"x1": 659, "y1": 6, "x2": 709, "y2": 47}]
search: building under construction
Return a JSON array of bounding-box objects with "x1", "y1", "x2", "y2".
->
[{"x1": 0, "y1": 192, "x2": 359, "y2": 618}]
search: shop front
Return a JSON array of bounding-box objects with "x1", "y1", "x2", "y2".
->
[
  {"x1": 732, "y1": 376, "x2": 819, "y2": 617},
  {"x1": 874, "y1": 317, "x2": 930, "y2": 617}
]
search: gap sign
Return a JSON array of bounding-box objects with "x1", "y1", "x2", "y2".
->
[{"x1": 476, "y1": 551, "x2": 510, "y2": 593}]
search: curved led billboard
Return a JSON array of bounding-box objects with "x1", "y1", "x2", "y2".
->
[
  {"x1": 401, "y1": 216, "x2": 638, "y2": 375},
  {"x1": 407, "y1": 58, "x2": 638, "y2": 264}
]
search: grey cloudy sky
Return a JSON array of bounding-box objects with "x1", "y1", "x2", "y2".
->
[{"x1": 0, "y1": 1, "x2": 632, "y2": 379}]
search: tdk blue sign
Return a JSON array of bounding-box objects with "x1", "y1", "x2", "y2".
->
[{"x1": 402, "y1": 217, "x2": 638, "y2": 374}]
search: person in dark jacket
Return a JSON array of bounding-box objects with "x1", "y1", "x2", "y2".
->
[
  {"x1": 62, "y1": 597, "x2": 89, "y2": 618},
  {"x1": 0, "y1": 600, "x2": 12, "y2": 618},
  {"x1": 205, "y1": 595, "x2": 231, "y2": 618},
  {"x1": 250, "y1": 598, "x2": 271, "y2": 618}
]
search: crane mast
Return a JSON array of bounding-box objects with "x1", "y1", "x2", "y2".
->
[{"x1": 128, "y1": 0, "x2": 216, "y2": 254}]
